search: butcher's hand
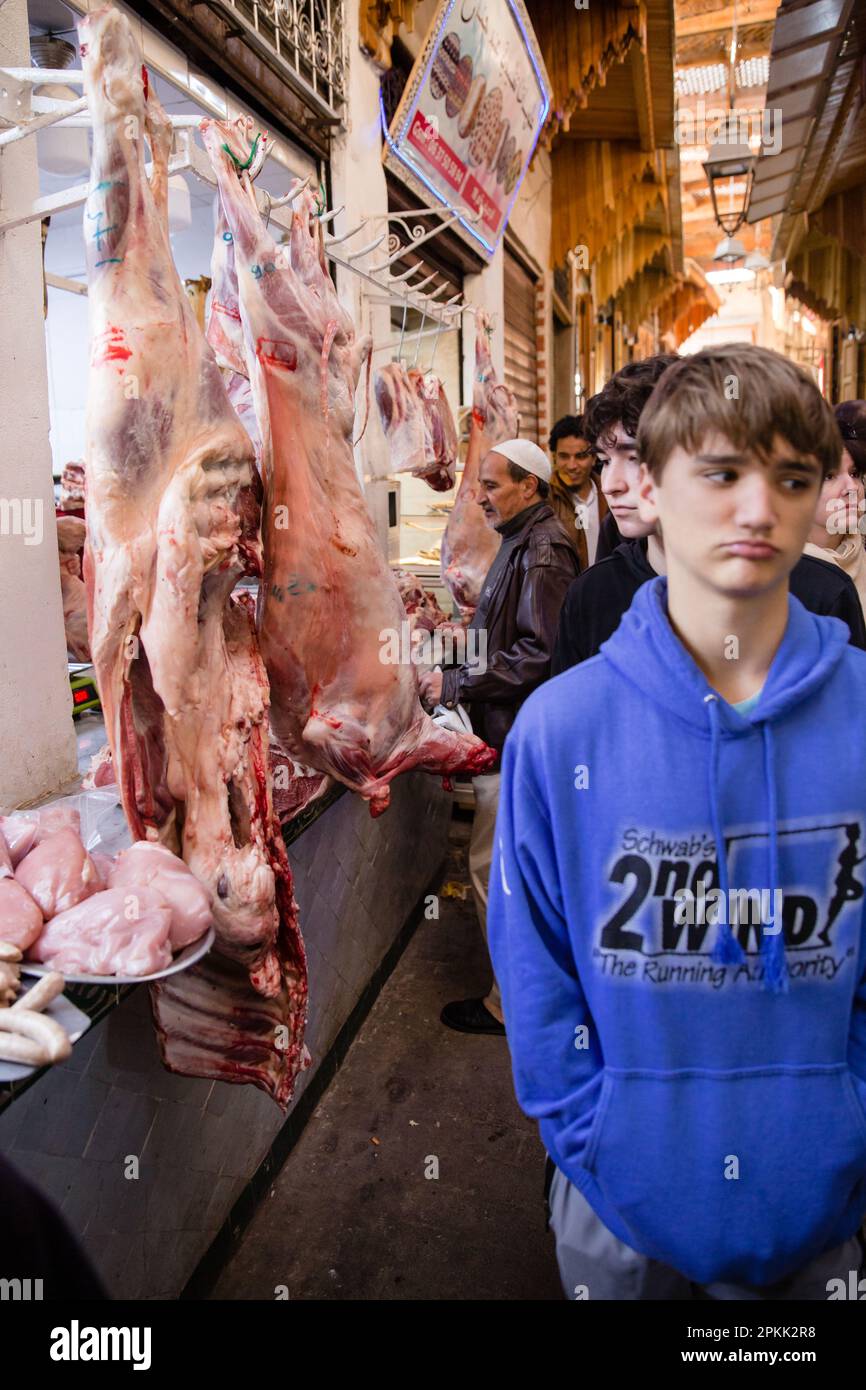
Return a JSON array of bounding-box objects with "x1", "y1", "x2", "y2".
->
[{"x1": 418, "y1": 669, "x2": 444, "y2": 709}]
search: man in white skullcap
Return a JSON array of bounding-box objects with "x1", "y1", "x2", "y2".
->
[{"x1": 419, "y1": 439, "x2": 578, "y2": 1035}]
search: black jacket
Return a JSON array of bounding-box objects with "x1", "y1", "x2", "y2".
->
[
  {"x1": 553, "y1": 537, "x2": 866, "y2": 674},
  {"x1": 441, "y1": 501, "x2": 578, "y2": 754}
]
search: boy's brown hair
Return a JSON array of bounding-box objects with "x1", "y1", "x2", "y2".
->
[{"x1": 636, "y1": 344, "x2": 841, "y2": 482}]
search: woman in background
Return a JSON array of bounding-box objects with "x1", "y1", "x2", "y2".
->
[{"x1": 804, "y1": 400, "x2": 866, "y2": 617}]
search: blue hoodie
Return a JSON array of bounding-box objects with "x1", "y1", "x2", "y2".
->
[{"x1": 488, "y1": 577, "x2": 866, "y2": 1286}]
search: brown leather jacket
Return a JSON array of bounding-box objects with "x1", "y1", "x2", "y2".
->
[
  {"x1": 440, "y1": 502, "x2": 578, "y2": 756},
  {"x1": 548, "y1": 472, "x2": 609, "y2": 572}
]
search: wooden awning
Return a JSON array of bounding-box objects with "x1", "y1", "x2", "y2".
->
[
  {"x1": 551, "y1": 140, "x2": 662, "y2": 267},
  {"x1": 527, "y1": 0, "x2": 645, "y2": 140},
  {"x1": 360, "y1": 0, "x2": 419, "y2": 70},
  {"x1": 595, "y1": 229, "x2": 670, "y2": 305},
  {"x1": 618, "y1": 263, "x2": 675, "y2": 331},
  {"x1": 541, "y1": 0, "x2": 679, "y2": 280},
  {"x1": 616, "y1": 256, "x2": 720, "y2": 342},
  {"x1": 658, "y1": 283, "x2": 719, "y2": 345},
  {"x1": 812, "y1": 183, "x2": 866, "y2": 264},
  {"x1": 789, "y1": 228, "x2": 866, "y2": 326}
]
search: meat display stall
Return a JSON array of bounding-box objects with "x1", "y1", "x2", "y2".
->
[{"x1": 0, "y1": 1, "x2": 502, "y2": 1297}]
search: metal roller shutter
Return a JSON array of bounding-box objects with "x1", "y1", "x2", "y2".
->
[{"x1": 504, "y1": 249, "x2": 539, "y2": 444}]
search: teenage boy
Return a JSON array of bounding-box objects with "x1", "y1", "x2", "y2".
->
[
  {"x1": 547, "y1": 415, "x2": 608, "y2": 569},
  {"x1": 553, "y1": 370, "x2": 866, "y2": 671},
  {"x1": 489, "y1": 344, "x2": 866, "y2": 1298},
  {"x1": 583, "y1": 355, "x2": 679, "y2": 563}
]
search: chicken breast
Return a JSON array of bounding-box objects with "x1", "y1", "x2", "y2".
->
[
  {"x1": 0, "y1": 879, "x2": 44, "y2": 951},
  {"x1": 109, "y1": 842, "x2": 212, "y2": 949},
  {"x1": 15, "y1": 828, "x2": 104, "y2": 918},
  {"x1": 0, "y1": 806, "x2": 82, "y2": 867},
  {"x1": 0, "y1": 828, "x2": 12, "y2": 880},
  {"x1": 28, "y1": 887, "x2": 173, "y2": 976}
]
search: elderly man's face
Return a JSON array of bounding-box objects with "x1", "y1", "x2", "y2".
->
[{"x1": 478, "y1": 450, "x2": 539, "y2": 526}]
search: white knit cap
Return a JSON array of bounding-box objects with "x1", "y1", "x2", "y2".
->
[{"x1": 488, "y1": 437, "x2": 552, "y2": 484}]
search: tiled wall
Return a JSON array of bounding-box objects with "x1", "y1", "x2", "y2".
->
[{"x1": 0, "y1": 771, "x2": 451, "y2": 1299}]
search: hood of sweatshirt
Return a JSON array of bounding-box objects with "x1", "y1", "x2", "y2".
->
[
  {"x1": 603, "y1": 574, "x2": 849, "y2": 734},
  {"x1": 488, "y1": 575, "x2": 866, "y2": 1285}
]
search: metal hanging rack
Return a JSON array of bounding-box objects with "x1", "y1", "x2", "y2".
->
[{"x1": 0, "y1": 65, "x2": 485, "y2": 361}]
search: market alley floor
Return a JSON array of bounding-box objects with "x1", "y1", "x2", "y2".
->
[{"x1": 208, "y1": 810, "x2": 562, "y2": 1301}]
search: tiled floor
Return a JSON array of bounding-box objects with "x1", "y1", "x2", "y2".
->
[{"x1": 208, "y1": 815, "x2": 563, "y2": 1301}]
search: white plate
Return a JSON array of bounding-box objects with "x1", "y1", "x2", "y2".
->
[
  {"x1": 0, "y1": 992, "x2": 91, "y2": 1083},
  {"x1": 20, "y1": 926, "x2": 215, "y2": 986}
]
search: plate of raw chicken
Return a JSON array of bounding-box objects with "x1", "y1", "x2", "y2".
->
[{"x1": 0, "y1": 804, "x2": 216, "y2": 985}]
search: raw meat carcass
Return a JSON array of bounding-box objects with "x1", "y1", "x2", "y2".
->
[
  {"x1": 375, "y1": 362, "x2": 424, "y2": 478},
  {"x1": 203, "y1": 119, "x2": 495, "y2": 814},
  {"x1": 416, "y1": 371, "x2": 458, "y2": 492},
  {"x1": 269, "y1": 748, "x2": 330, "y2": 826},
  {"x1": 183, "y1": 274, "x2": 211, "y2": 333},
  {"x1": 394, "y1": 568, "x2": 448, "y2": 634},
  {"x1": 59, "y1": 460, "x2": 86, "y2": 511},
  {"x1": 29, "y1": 887, "x2": 173, "y2": 976},
  {"x1": 79, "y1": 7, "x2": 306, "y2": 1105},
  {"x1": 82, "y1": 742, "x2": 115, "y2": 789},
  {"x1": 375, "y1": 364, "x2": 457, "y2": 491},
  {"x1": 57, "y1": 514, "x2": 90, "y2": 660},
  {"x1": 440, "y1": 311, "x2": 518, "y2": 621},
  {"x1": 207, "y1": 154, "x2": 265, "y2": 464},
  {"x1": 108, "y1": 841, "x2": 212, "y2": 949},
  {"x1": 15, "y1": 827, "x2": 103, "y2": 918}
]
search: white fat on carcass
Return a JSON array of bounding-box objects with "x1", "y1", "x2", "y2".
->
[
  {"x1": 15, "y1": 828, "x2": 104, "y2": 919},
  {"x1": 28, "y1": 887, "x2": 173, "y2": 977},
  {"x1": 0, "y1": 879, "x2": 44, "y2": 951},
  {"x1": 109, "y1": 841, "x2": 212, "y2": 949}
]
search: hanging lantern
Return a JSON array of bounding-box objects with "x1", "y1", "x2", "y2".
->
[
  {"x1": 702, "y1": 140, "x2": 755, "y2": 237},
  {"x1": 712, "y1": 235, "x2": 748, "y2": 265}
]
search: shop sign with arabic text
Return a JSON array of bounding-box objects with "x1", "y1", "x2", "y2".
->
[{"x1": 382, "y1": 0, "x2": 551, "y2": 258}]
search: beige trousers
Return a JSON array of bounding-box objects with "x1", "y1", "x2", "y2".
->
[{"x1": 468, "y1": 771, "x2": 503, "y2": 1017}]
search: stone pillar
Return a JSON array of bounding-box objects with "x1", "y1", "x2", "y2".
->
[{"x1": 0, "y1": 0, "x2": 78, "y2": 806}]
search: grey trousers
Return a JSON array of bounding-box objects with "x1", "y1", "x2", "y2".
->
[
  {"x1": 468, "y1": 772, "x2": 502, "y2": 1015},
  {"x1": 549, "y1": 1164, "x2": 865, "y2": 1300}
]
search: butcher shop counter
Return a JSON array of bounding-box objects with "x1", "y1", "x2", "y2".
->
[{"x1": 0, "y1": 712, "x2": 452, "y2": 1298}]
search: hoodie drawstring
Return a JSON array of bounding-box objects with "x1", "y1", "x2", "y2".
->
[
  {"x1": 761, "y1": 724, "x2": 787, "y2": 993},
  {"x1": 703, "y1": 694, "x2": 787, "y2": 992},
  {"x1": 704, "y1": 695, "x2": 744, "y2": 966}
]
